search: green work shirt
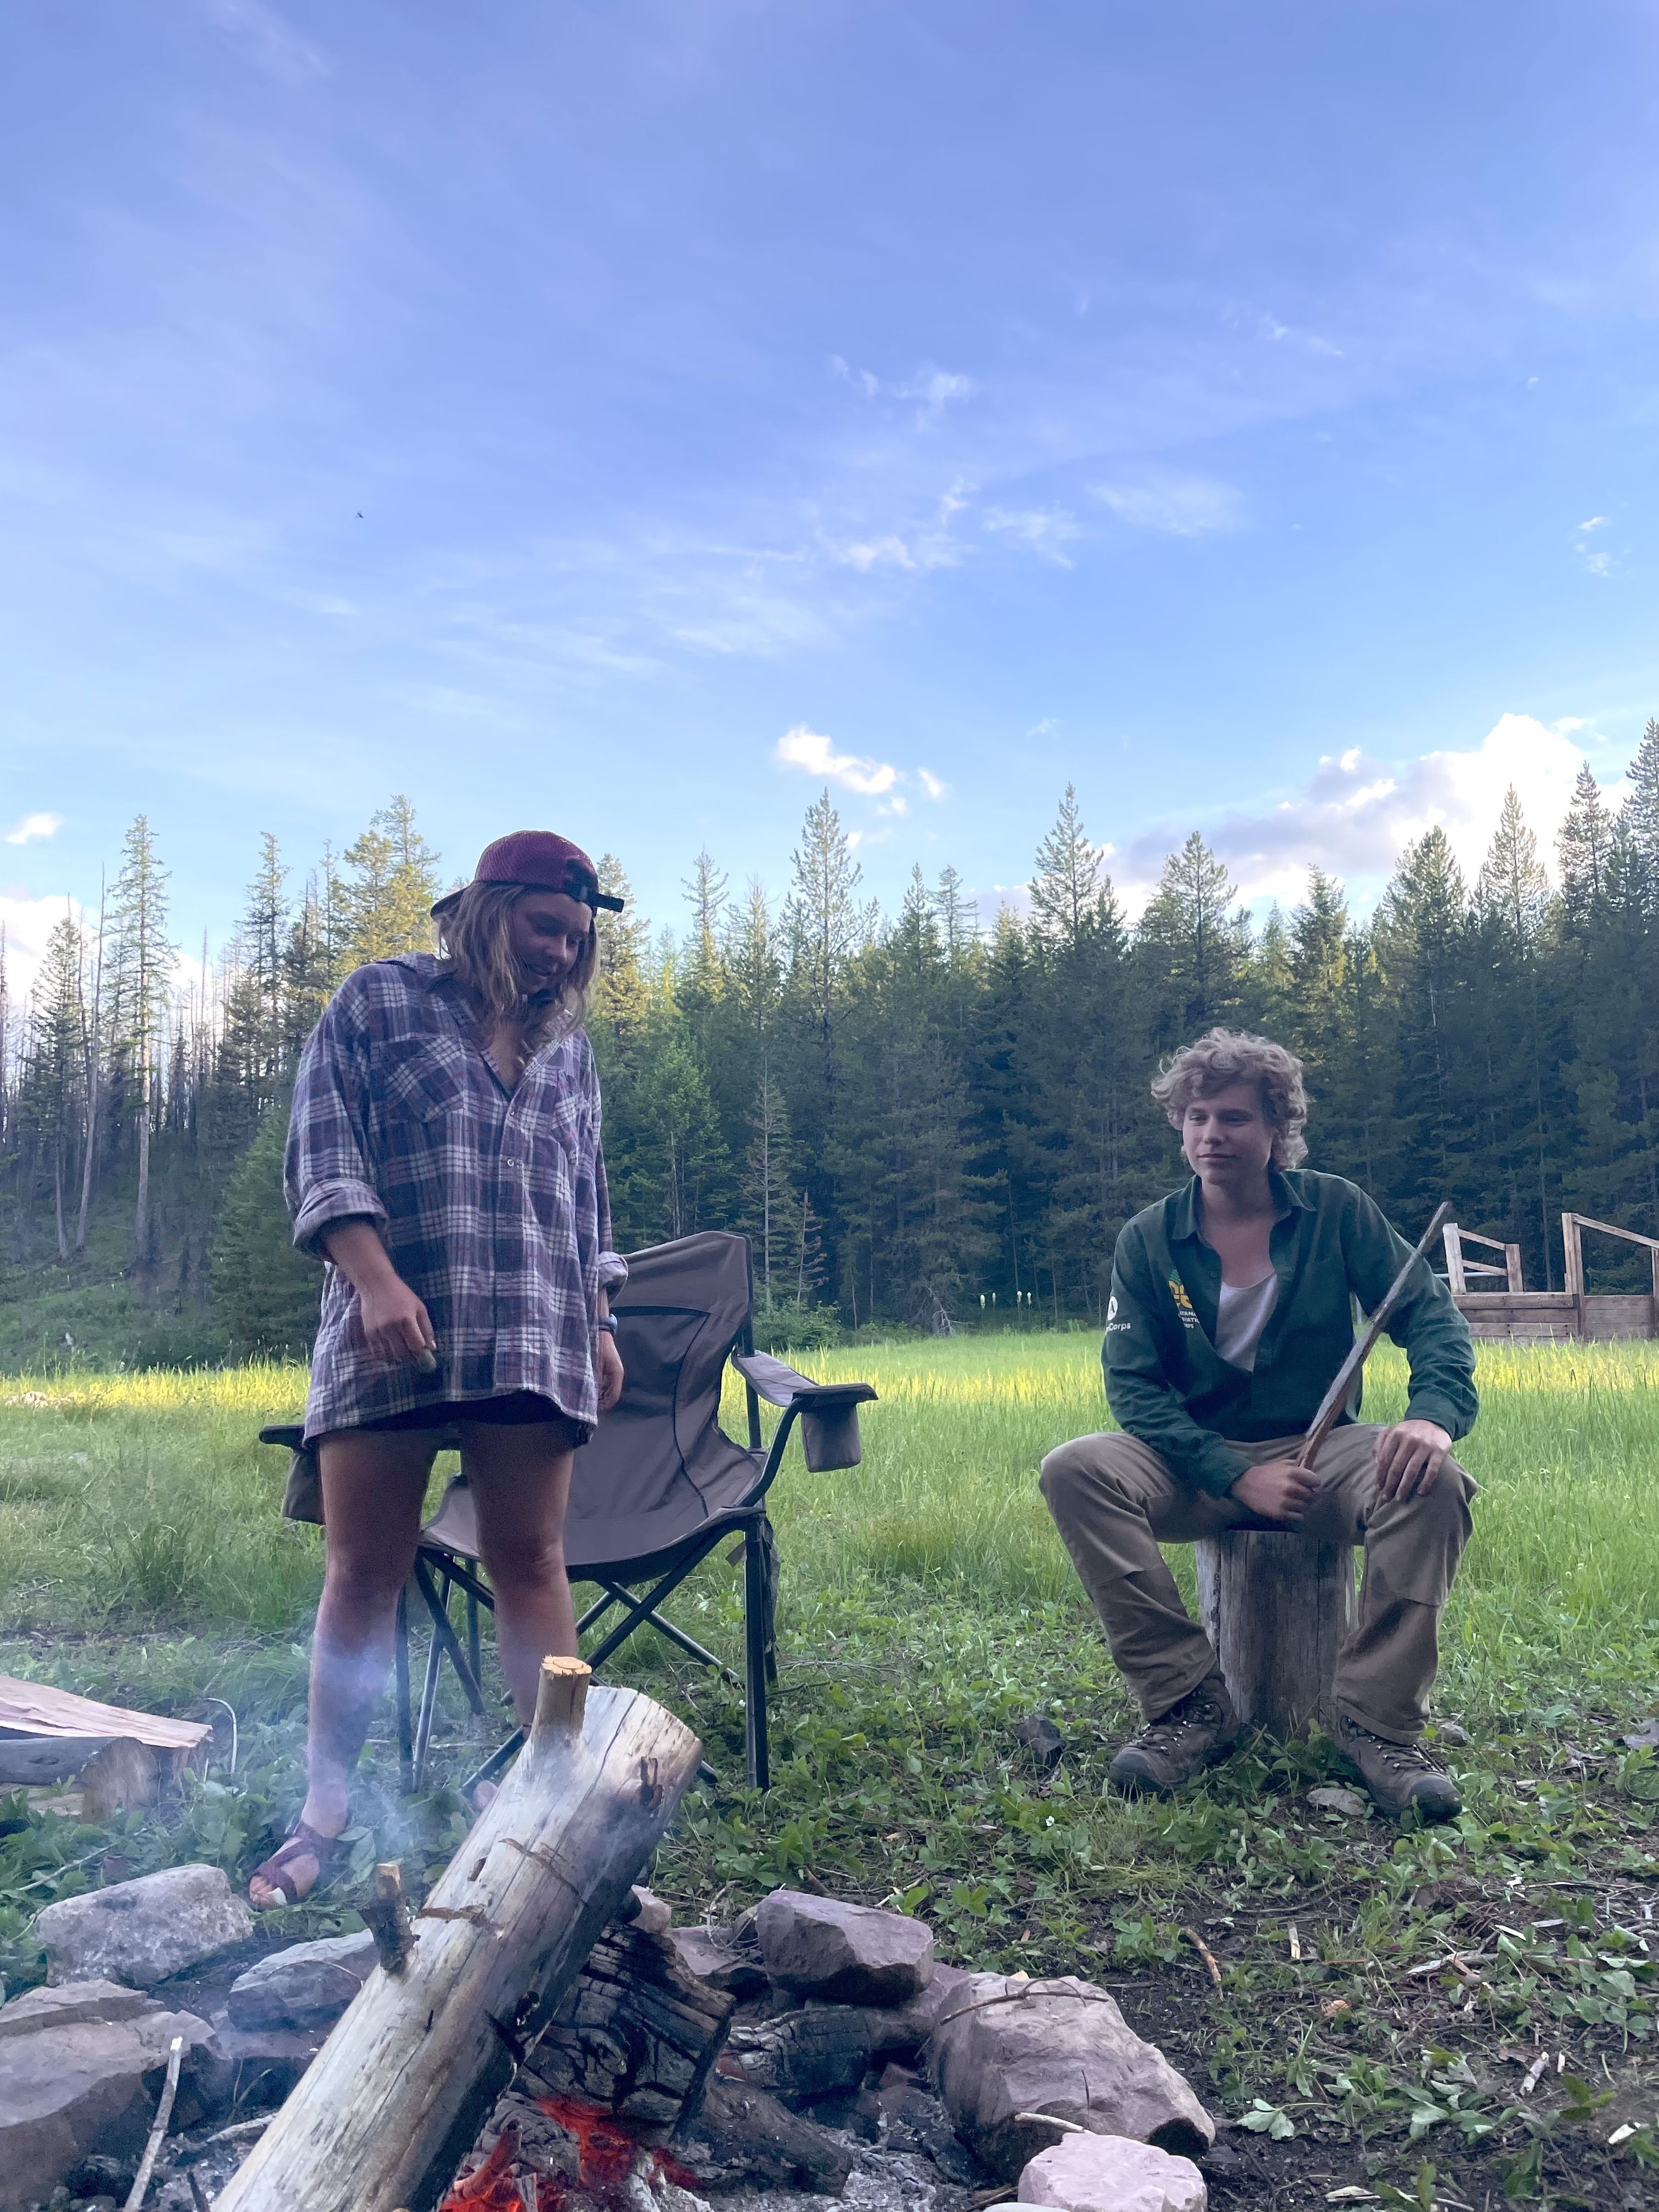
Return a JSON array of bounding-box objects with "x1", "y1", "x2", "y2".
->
[{"x1": 1102, "y1": 1169, "x2": 1477, "y2": 1497}]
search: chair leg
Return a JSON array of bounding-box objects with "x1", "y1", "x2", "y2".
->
[
  {"x1": 413, "y1": 1618, "x2": 444, "y2": 1793},
  {"x1": 394, "y1": 1583, "x2": 414, "y2": 1795},
  {"x1": 743, "y1": 1521, "x2": 771, "y2": 1790},
  {"x1": 467, "y1": 1588, "x2": 481, "y2": 1686},
  {"x1": 759, "y1": 1516, "x2": 780, "y2": 1686}
]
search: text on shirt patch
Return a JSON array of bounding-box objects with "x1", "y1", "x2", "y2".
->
[{"x1": 1167, "y1": 1276, "x2": 1200, "y2": 1328}]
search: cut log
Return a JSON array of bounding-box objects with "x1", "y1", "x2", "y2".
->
[
  {"x1": 0, "y1": 1679, "x2": 209, "y2": 1790},
  {"x1": 213, "y1": 1658, "x2": 701, "y2": 2212},
  {"x1": 80, "y1": 1739, "x2": 159, "y2": 1819},
  {"x1": 1195, "y1": 1529, "x2": 1356, "y2": 1739},
  {"x1": 520, "y1": 1921, "x2": 735, "y2": 2126}
]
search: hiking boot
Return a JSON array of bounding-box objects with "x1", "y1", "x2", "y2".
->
[
  {"x1": 1334, "y1": 1713, "x2": 1462, "y2": 1821},
  {"x1": 1109, "y1": 1677, "x2": 1239, "y2": 1796}
]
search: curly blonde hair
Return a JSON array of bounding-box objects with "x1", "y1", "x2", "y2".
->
[
  {"x1": 1150, "y1": 1028, "x2": 1310, "y2": 1167},
  {"x1": 437, "y1": 881, "x2": 599, "y2": 1052}
]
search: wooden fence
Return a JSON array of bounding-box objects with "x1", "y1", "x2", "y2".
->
[{"x1": 1444, "y1": 1213, "x2": 1659, "y2": 1341}]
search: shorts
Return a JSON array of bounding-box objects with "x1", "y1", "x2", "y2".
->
[{"x1": 347, "y1": 1392, "x2": 592, "y2": 1448}]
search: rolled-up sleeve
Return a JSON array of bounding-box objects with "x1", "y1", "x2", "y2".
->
[{"x1": 285, "y1": 977, "x2": 387, "y2": 1259}]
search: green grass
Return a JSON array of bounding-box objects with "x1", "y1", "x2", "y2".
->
[{"x1": 2, "y1": 1338, "x2": 1657, "y2": 2204}]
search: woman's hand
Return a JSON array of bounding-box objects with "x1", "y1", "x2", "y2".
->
[
  {"x1": 1375, "y1": 1418, "x2": 1452, "y2": 1500},
  {"x1": 357, "y1": 1276, "x2": 437, "y2": 1366},
  {"x1": 595, "y1": 1331, "x2": 625, "y2": 1413},
  {"x1": 323, "y1": 1220, "x2": 436, "y2": 1367}
]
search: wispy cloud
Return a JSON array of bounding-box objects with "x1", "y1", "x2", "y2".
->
[
  {"x1": 831, "y1": 356, "x2": 975, "y2": 425},
  {"x1": 917, "y1": 768, "x2": 949, "y2": 801},
  {"x1": 983, "y1": 506, "x2": 1080, "y2": 566},
  {"x1": 1093, "y1": 473, "x2": 1247, "y2": 537},
  {"x1": 4, "y1": 811, "x2": 64, "y2": 845},
  {"x1": 1573, "y1": 514, "x2": 1613, "y2": 577},
  {"x1": 200, "y1": 0, "x2": 328, "y2": 84},
  {"x1": 776, "y1": 724, "x2": 900, "y2": 797}
]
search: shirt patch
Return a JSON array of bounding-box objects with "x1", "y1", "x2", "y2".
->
[{"x1": 1168, "y1": 1274, "x2": 1200, "y2": 1328}]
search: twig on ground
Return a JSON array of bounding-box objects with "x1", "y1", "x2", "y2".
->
[
  {"x1": 122, "y1": 2033, "x2": 183, "y2": 2211},
  {"x1": 1182, "y1": 1925, "x2": 1224, "y2": 1987}
]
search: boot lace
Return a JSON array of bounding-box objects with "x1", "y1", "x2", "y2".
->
[
  {"x1": 1342, "y1": 1717, "x2": 1444, "y2": 1777},
  {"x1": 1136, "y1": 1685, "x2": 1224, "y2": 1757}
]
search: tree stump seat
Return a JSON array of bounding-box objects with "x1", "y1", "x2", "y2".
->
[{"x1": 1194, "y1": 1526, "x2": 1358, "y2": 1740}]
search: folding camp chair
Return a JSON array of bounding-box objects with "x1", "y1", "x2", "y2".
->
[{"x1": 259, "y1": 1229, "x2": 875, "y2": 1792}]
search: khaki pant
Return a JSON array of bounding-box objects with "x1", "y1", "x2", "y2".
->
[{"x1": 1039, "y1": 1426, "x2": 1475, "y2": 1745}]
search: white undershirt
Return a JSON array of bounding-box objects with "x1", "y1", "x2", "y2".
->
[{"x1": 1214, "y1": 1273, "x2": 1279, "y2": 1372}]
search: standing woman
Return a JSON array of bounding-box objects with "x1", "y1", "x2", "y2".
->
[{"x1": 249, "y1": 833, "x2": 628, "y2": 1909}]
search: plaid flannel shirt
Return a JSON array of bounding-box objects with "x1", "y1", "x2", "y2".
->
[{"x1": 286, "y1": 953, "x2": 627, "y2": 1441}]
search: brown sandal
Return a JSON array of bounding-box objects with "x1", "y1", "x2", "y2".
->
[{"x1": 247, "y1": 1819, "x2": 346, "y2": 1909}]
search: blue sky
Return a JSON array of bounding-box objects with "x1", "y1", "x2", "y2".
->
[{"x1": 4, "y1": 1, "x2": 1658, "y2": 989}]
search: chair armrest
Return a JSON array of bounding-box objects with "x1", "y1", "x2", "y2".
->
[
  {"x1": 258, "y1": 1424, "x2": 305, "y2": 1449},
  {"x1": 731, "y1": 1350, "x2": 877, "y2": 1409}
]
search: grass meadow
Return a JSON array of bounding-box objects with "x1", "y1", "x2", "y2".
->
[{"x1": 3, "y1": 1334, "x2": 1658, "y2": 2203}]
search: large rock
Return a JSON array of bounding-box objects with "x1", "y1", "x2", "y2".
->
[
  {"x1": 754, "y1": 1888, "x2": 935, "y2": 2006},
  {"x1": 0, "y1": 1979, "x2": 218, "y2": 2212},
  {"x1": 227, "y1": 1933, "x2": 376, "y2": 2033},
  {"x1": 1019, "y1": 2131, "x2": 1207, "y2": 2212},
  {"x1": 36, "y1": 1864, "x2": 255, "y2": 1989},
  {"x1": 927, "y1": 1974, "x2": 1214, "y2": 2180}
]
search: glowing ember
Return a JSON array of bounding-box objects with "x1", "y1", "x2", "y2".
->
[
  {"x1": 443, "y1": 2098, "x2": 702, "y2": 2212},
  {"x1": 441, "y1": 2128, "x2": 530, "y2": 2211}
]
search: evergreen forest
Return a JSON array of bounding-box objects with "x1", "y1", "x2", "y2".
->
[{"x1": 4, "y1": 725, "x2": 1659, "y2": 1365}]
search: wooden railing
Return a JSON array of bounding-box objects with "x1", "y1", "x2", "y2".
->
[{"x1": 1442, "y1": 1222, "x2": 1524, "y2": 1295}]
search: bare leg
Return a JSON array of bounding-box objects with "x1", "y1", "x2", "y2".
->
[
  {"x1": 249, "y1": 1429, "x2": 432, "y2": 1907},
  {"x1": 462, "y1": 1423, "x2": 579, "y2": 1722}
]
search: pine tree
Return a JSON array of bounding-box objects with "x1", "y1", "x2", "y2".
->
[
  {"x1": 1029, "y1": 786, "x2": 1103, "y2": 949},
  {"x1": 681, "y1": 848, "x2": 728, "y2": 1011},
  {"x1": 1138, "y1": 832, "x2": 1247, "y2": 1045},
  {"x1": 108, "y1": 815, "x2": 174, "y2": 1254},
  {"x1": 1558, "y1": 764, "x2": 1614, "y2": 924},
  {"x1": 338, "y1": 797, "x2": 442, "y2": 968},
  {"x1": 1626, "y1": 718, "x2": 1659, "y2": 879},
  {"x1": 739, "y1": 1065, "x2": 799, "y2": 1310}
]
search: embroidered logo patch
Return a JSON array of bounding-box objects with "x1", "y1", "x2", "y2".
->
[{"x1": 1167, "y1": 1274, "x2": 1200, "y2": 1328}]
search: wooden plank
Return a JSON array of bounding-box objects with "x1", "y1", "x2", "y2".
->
[
  {"x1": 1505, "y1": 1244, "x2": 1525, "y2": 1294},
  {"x1": 1581, "y1": 1295, "x2": 1657, "y2": 1341},
  {"x1": 1442, "y1": 1223, "x2": 1467, "y2": 1296},
  {"x1": 1571, "y1": 1212, "x2": 1659, "y2": 1255},
  {"x1": 0, "y1": 1678, "x2": 210, "y2": 1752}
]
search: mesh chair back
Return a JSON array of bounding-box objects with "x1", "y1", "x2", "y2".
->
[{"x1": 564, "y1": 1229, "x2": 758, "y2": 1571}]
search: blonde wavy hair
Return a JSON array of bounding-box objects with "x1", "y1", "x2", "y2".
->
[
  {"x1": 436, "y1": 880, "x2": 599, "y2": 1051},
  {"x1": 1151, "y1": 1028, "x2": 1310, "y2": 1168}
]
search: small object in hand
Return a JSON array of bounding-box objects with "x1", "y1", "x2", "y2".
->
[{"x1": 414, "y1": 1348, "x2": 438, "y2": 1373}]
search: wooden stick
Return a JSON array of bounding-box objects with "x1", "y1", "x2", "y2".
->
[
  {"x1": 1181, "y1": 1925, "x2": 1223, "y2": 1987},
  {"x1": 1297, "y1": 1201, "x2": 1454, "y2": 1469},
  {"x1": 123, "y1": 2033, "x2": 183, "y2": 2211}
]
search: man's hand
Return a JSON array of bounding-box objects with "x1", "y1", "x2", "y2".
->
[
  {"x1": 1375, "y1": 1418, "x2": 1452, "y2": 1501},
  {"x1": 595, "y1": 1331, "x2": 625, "y2": 1414},
  {"x1": 1228, "y1": 1458, "x2": 1318, "y2": 1525}
]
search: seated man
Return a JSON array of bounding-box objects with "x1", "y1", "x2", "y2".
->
[{"x1": 1040, "y1": 1029, "x2": 1477, "y2": 1819}]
